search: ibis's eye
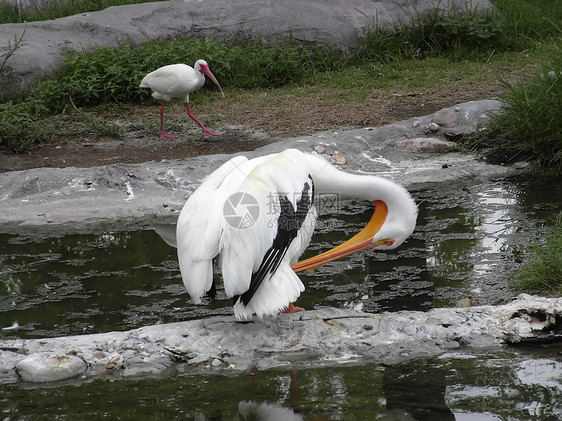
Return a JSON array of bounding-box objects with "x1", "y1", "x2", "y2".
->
[{"x1": 384, "y1": 239, "x2": 394, "y2": 247}]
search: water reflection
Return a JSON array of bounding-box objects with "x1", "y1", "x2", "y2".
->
[
  {"x1": 238, "y1": 401, "x2": 304, "y2": 421},
  {"x1": 445, "y1": 350, "x2": 562, "y2": 420},
  {"x1": 383, "y1": 360, "x2": 455, "y2": 420},
  {"x1": 1, "y1": 348, "x2": 561, "y2": 420}
]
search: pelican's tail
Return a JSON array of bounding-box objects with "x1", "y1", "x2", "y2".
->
[{"x1": 233, "y1": 265, "x2": 304, "y2": 319}]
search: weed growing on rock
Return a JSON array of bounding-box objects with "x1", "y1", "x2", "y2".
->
[{"x1": 511, "y1": 213, "x2": 562, "y2": 296}]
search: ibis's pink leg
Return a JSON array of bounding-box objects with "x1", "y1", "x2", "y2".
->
[
  {"x1": 186, "y1": 102, "x2": 219, "y2": 137},
  {"x1": 280, "y1": 303, "x2": 305, "y2": 314},
  {"x1": 158, "y1": 101, "x2": 176, "y2": 139}
]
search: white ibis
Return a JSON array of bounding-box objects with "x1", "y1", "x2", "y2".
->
[
  {"x1": 175, "y1": 148, "x2": 418, "y2": 319},
  {"x1": 140, "y1": 59, "x2": 225, "y2": 139}
]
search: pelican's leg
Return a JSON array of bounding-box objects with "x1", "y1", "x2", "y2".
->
[
  {"x1": 186, "y1": 102, "x2": 219, "y2": 137},
  {"x1": 280, "y1": 303, "x2": 305, "y2": 314},
  {"x1": 158, "y1": 101, "x2": 176, "y2": 139}
]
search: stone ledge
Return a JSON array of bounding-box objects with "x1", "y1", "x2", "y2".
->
[{"x1": 1, "y1": 294, "x2": 559, "y2": 385}]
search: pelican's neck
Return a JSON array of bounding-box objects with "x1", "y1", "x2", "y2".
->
[
  {"x1": 307, "y1": 152, "x2": 418, "y2": 242},
  {"x1": 290, "y1": 153, "x2": 417, "y2": 272},
  {"x1": 307, "y1": 155, "x2": 410, "y2": 208}
]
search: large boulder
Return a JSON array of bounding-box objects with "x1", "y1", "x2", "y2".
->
[{"x1": 0, "y1": 0, "x2": 492, "y2": 96}]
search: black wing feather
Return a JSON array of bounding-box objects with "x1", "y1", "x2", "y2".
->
[{"x1": 234, "y1": 176, "x2": 314, "y2": 307}]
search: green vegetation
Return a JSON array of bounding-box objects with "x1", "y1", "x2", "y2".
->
[
  {"x1": 464, "y1": 47, "x2": 562, "y2": 171},
  {"x1": 352, "y1": 5, "x2": 505, "y2": 64},
  {"x1": 511, "y1": 214, "x2": 562, "y2": 296},
  {"x1": 0, "y1": 0, "x2": 561, "y2": 171},
  {"x1": 0, "y1": 38, "x2": 336, "y2": 151},
  {"x1": 33, "y1": 38, "x2": 337, "y2": 111}
]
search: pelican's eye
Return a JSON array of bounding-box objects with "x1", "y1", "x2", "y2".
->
[{"x1": 384, "y1": 239, "x2": 394, "y2": 247}]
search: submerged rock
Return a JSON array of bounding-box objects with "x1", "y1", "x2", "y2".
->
[{"x1": 15, "y1": 354, "x2": 87, "y2": 383}]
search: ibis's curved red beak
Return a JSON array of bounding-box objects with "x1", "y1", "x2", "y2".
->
[
  {"x1": 201, "y1": 65, "x2": 225, "y2": 100},
  {"x1": 291, "y1": 200, "x2": 392, "y2": 273}
]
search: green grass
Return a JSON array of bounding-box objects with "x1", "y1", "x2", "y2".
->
[
  {"x1": 31, "y1": 38, "x2": 337, "y2": 112},
  {"x1": 464, "y1": 45, "x2": 562, "y2": 171},
  {"x1": 511, "y1": 214, "x2": 562, "y2": 296},
  {"x1": 0, "y1": 100, "x2": 123, "y2": 152},
  {"x1": 492, "y1": 0, "x2": 562, "y2": 43},
  {"x1": 352, "y1": 5, "x2": 506, "y2": 63},
  {"x1": 319, "y1": 54, "x2": 520, "y2": 92}
]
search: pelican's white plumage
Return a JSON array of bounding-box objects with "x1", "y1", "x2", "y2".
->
[
  {"x1": 140, "y1": 59, "x2": 224, "y2": 138},
  {"x1": 176, "y1": 149, "x2": 418, "y2": 319}
]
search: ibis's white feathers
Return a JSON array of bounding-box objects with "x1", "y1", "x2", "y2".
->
[{"x1": 139, "y1": 62, "x2": 205, "y2": 102}]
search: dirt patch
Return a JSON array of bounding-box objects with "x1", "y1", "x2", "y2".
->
[
  {"x1": 0, "y1": 129, "x2": 271, "y2": 172},
  {"x1": 0, "y1": 77, "x2": 505, "y2": 173}
]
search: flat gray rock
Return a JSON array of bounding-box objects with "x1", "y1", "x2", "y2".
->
[{"x1": 0, "y1": 294, "x2": 560, "y2": 384}]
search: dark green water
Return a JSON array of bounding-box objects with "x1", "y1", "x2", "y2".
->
[
  {"x1": 1, "y1": 347, "x2": 561, "y2": 420},
  {"x1": 1, "y1": 174, "x2": 561, "y2": 419}
]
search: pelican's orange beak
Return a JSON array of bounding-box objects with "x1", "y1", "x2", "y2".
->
[{"x1": 291, "y1": 200, "x2": 393, "y2": 273}]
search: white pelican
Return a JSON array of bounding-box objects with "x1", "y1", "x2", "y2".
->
[
  {"x1": 176, "y1": 149, "x2": 418, "y2": 319},
  {"x1": 140, "y1": 59, "x2": 225, "y2": 139}
]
